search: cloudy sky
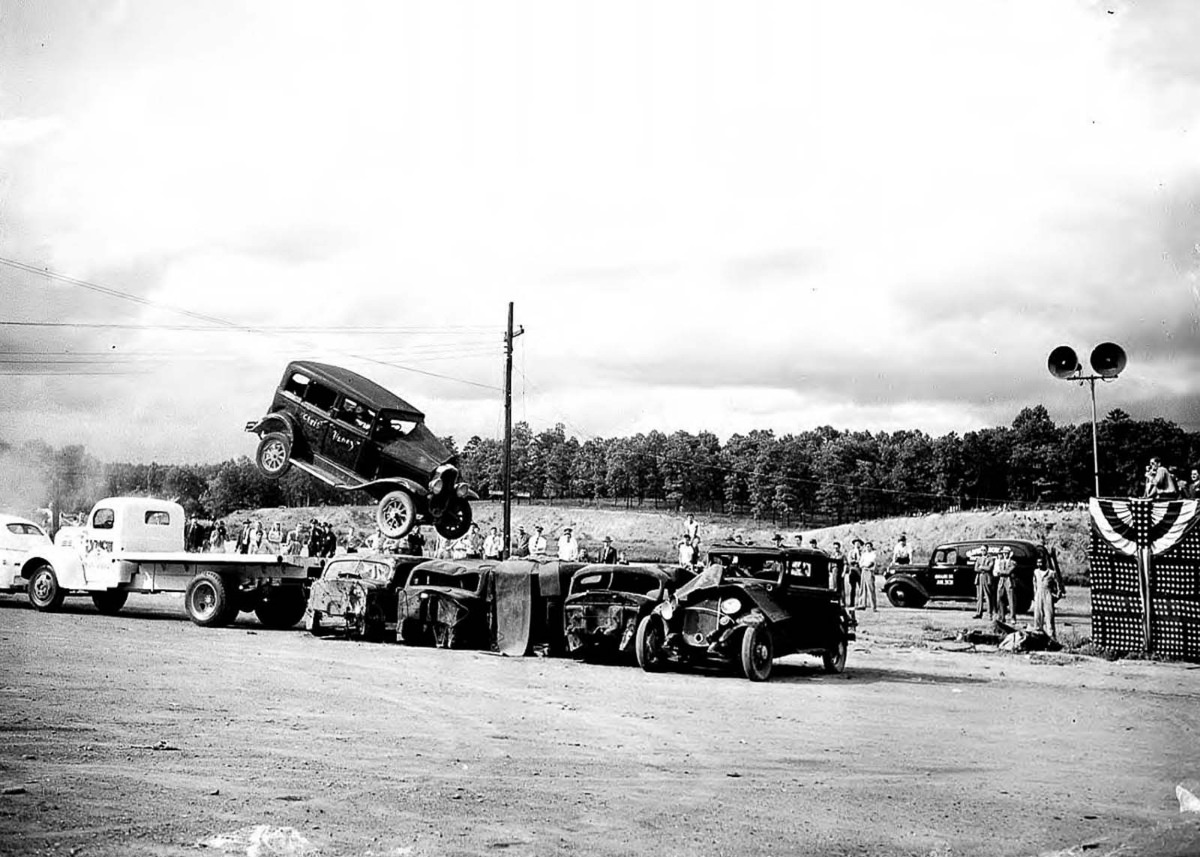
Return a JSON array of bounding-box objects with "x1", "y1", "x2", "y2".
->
[{"x1": 2, "y1": 0, "x2": 1198, "y2": 464}]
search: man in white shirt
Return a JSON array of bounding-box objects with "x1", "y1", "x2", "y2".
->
[
  {"x1": 858, "y1": 541, "x2": 879, "y2": 611},
  {"x1": 892, "y1": 534, "x2": 912, "y2": 565},
  {"x1": 482, "y1": 526, "x2": 503, "y2": 559},
  {"x1": 557, "y1": 527, "x2": 579, "y2": 561},
  {"x1": 678, "y1": 536, "x2": 697, "y2": 568},
  {"x1": 683, "y1": 513, "x2": 699, "y2": 543},
  {"x1": 530, "y1": 525, "x2": 548, "y2": 556}
]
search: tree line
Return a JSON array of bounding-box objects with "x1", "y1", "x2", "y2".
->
[{"x1": 3, "y1": 406, "x2": 1196, "y2": 526}]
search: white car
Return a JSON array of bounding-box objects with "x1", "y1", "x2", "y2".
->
[{"x1": 0, "y1": 514, "x2": 51, "y2": 593}]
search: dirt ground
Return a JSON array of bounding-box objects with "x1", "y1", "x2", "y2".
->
[{"x1": 1, "y1": 590, "x2": 1198, "y2": 857}]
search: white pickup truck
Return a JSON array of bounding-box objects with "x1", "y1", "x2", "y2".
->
[{"x1": 18, "y1": 497, "x2": 320, "y2": 628}]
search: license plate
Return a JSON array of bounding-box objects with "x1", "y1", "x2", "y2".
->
[{"x1": 935, "y1": 574, "x2": 954, "y2": 587}]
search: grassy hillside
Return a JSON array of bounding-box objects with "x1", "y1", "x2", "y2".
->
[{"x1": 229, "y1": 500, "x2": 1093, "y2": 581}]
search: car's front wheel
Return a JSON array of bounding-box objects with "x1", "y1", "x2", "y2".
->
[
  {"x1": 376, "y1": 490, "x2": 417, "y2": 539},
  {"x1": 740, "y1": 624, "x2": 774, "y2": 682},
  {"x1": 823, "y1": 639, "x2": 848, "y2": 674},
  {"x1": 255, "y1": 432, "x2": 292, "y2": 479},
  {"x1": 28, "y1": 564, "x2": 65, "y2": 612},
  {"x1": 635, "y1": 615, "x2": 667, "y2": 672},
  {"x1": 885, "y1": 583, "x2": 927, "y2": 609},
  {"x1": 434, "y1": 498, "x2": 472, "y2": 540}
]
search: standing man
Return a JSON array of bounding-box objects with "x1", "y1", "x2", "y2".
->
[
  {"x1": 237, "y1": 519, "x2": 253, "y2": 554},
  {"x1": 846, "y1": 538, "x2": 863, "y2": 608},
  {"x1": 1183, "y1": 467, "x2": 1200, "y2": 500},
  {"x1": 993, "y1": 547, "x2": 1016, "y2": 624},
  {"x1": 512, "y1": 525, "x2": 531, "y2": 557},
  {"x1": 1031, "y1": 556, "x2": 1059, "y2": 639},
  {"x1": 683, "y1": 513, "x2": 700, "y2": 544},
  {"x1": 597, "y1": 536, "x2": 618, "y2": 564},
  {"x1": 530, "y1": 525, "x2": 548, "y2": 556},
  {"x1": 557, "y1": 527, "x2": 579, "y2": 561},
  {"x1": 483, "y1": 526, "x2": 503, "y2": 559},
  {"x1": 858, "y1": 540, "x2": 879, "y2": 611},
  {"x1": 1144, "y1": 456, "x2": 1179, "y2": 499},
  {"x1": 972, "y1": 547, "x2": 996, "y2": 620},
  {"x1": 678, "y1": 536, "x2": 697, "y2": 569},
  {"x1": 405, "y1": 527, "x2": 426, "y2": 557},
  {"x1": 829, "y1": 541, "x2": 847, "y2": 601}
]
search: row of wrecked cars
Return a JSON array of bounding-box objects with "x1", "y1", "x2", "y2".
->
[{"x1": 306, "y1": 543, "x2": 857, "y2": 682}]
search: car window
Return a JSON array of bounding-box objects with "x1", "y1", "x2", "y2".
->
[
  {"x1": 407, "y1": 570, "x2": 480, "y2": 592},
  {"x1": 336, "y1": 397, "x2": 376, "y2": 433},
  {"x1": 324, "y1": 559, "x2": 393, "y2": 582},
  {"x1": 934, "y1": 547, "x2": 958, "y2": 565},
  {"x1": 144, "y1": 511, "x2": 171, "y2": 526},
  {"x1": 304, "y1": 381, "x2": 337, "y2": 412},
  {"x1": 93, "y1": 508, "x2": 115, "y2": 529},
  {"x1": 6, "y1": 522, "x2": 46, "y2": 537},
  {"x1": 572, "y1": 570, "x2": 660, "y2": 595},
  {"x1": 283, "y1": 371, "x2": 311, "y2": 398},
  {"x1": 375, "y1": 410, "x2": 420, "y2": 442}
]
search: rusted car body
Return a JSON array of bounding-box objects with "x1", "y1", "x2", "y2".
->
[
  {"x1": 396, "y1": 559, "x2": 497, "y2": 649},
  {"x1": 491, "y1": 559, "x2": 584, "y2": 656},
  {"x1": 246, "y1": 361, "x2": 476, "y2": 541},
  {"x1": 637, "y1": 545, "x2": 856, "y2": 682},
  {"x1": 564, "y1": 563, "x2": 694, "y2": 661},
  {"x1": 304, "y1": 554, "x2": 425, "y2": 641}
]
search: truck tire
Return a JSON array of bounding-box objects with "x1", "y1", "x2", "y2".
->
[
  {"x1": 255, "y1": 432, "x2": 292, "y2": 479},
  {"x1": 434, "y1": 498, "x2": 472, "y2": 540},
  {"x1": 28, "y1": 564, "x2": 66, "y2": 612},
  {"x1": 254, "y1": 587, "x2": 307, "y2": 629},
  {"x1": 185, "y1": 571, "x2": 238, "y2": 627},
  {"x1": 91, "y1": 590, "x2": 129, "y2": 615},
  {"x1": 376, "y1": 490, "x2": 416, "y2": 539}
]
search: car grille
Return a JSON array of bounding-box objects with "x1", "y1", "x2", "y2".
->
[{"x1": 681, "y1": 606, "x2": 719, "y2": 643}]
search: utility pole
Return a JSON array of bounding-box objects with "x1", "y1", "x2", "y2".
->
[{"x1": 502, "y1": 302, "x2": 524, "y2": 558}]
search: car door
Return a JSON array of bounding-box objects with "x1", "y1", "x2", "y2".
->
[
  {"x1": 295, "y1": 378, "x2": 337, "y2": 458},
  {"x1": 324, "y1": 395, "x2": 375, "y2": 474},
  {"x1": 927, "y1": 545, "x2": 966, "y2": 599}
]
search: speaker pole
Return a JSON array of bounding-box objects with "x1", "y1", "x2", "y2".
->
[{"x1": 1089, "y1": 376, "x2": 1100, "y2": 498}]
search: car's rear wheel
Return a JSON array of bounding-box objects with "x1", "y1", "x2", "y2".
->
[
  {"x1": 28, "y1": 565, "x2": 65, "y2": 612},
  {"x1": 823, "y1": 639, "x2": 848, "y2": 674},
  {"x1": 740, "y1": 624, "x2": 774, "y2": 682},
  {"x1": 91, "y1": 590, "x2": 128, "y2": 615},
  {"x1": 885, "y1": 583, "x2": 927, "y2": 609},
  {"x1": 254, "y1": 588, "x2": 307, "y2": 629},
  {"x1": 635, "y1": 615, "x2": 667, "y2": 672},
  {"x1": 434, "y1": 498, "x2": 472, "y2": 540},
  {"x1": 256, "y1": 432, "x2": 292, "y2": 479},
  {"x1": 309, "y1": 610, "x2": 327, "y2": 637},
  {"x1": 376, "y1": 490, "x2": 417, "y2": 539}
]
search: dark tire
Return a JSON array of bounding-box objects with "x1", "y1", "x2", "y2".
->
[
  {"x1": 91, "y1": 590, "x2": 128, "y2": 615},
  {"x1": 740, "y1": 624, "x2": 774, "y2": 682},
  {"x1": 185, "y1": 571, "x2": 237, "y2": 627},
  {"x1": 362, "y1": 603, "x2": 388, "y2": 642},
  {"x1": 309, "y1": 610, "x2": 327, "y2": 637},
  {"x1": 255, "y1": 432, "x2": 292, "y2": 479},
  {"x1": 28, "y1": 564, "x2": 65, "y2": 612},
  {"x1": 1013, "y1": 584, "x2": 1032, "y2": 615},
  {"x1": 823, "y1": 639, "x2": 848, "y2": 674},
  {"x1": 885, "y1": 584, "x2": 927, "y2": 609},
  {"x1": 434, "y1": 498, "x2": 472, "y2": 540},
  {"x1": 635, "y1": 614, "x2": 667, "y2": 672},
  {"x1": 376, "y1": 490, "x2": 417, "y2": 539},
  {"x1": 254, "y1": 588, "x2": 307, "y2": 629}
]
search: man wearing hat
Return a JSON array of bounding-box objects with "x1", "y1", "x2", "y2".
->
[
  {"x1": 597, "y1": 535, "x2": 618, "y2": 564},
  {"x1": 513, "y1": 525, "x2": 530, "y2": 557},
  {"x1": 530, "y1": 525, "x2": 548, "y2": 556},
  {"x1": 557, "y1": 527, "x2": 580, "y2": 561},
  {"x1": 846, "y1": 538, "x2": 863, "y2": 608}
]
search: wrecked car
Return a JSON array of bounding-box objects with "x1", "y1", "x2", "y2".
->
[
  {"x1": 492, "y1": 559, "x2": 584, "y2": 657},
  {"x1": 396, "y1": 559, "x2": 497, "y2": 649},
  {"x1": 0, "y1": 514, "x2": 50, "y2": 594},
  {"x1": 305, "y1": 553, "x2": 426, "y2": 641},
  {"x1": 637, "y1": 544, "x2": 856, "y2": 682},
  {"x1": 564, "y1": 563, "x2": 695, "y2": 661},
  {"x1": 883, "y1": 538, "x2": 1062, "y2": 614},
  {"x1": 246, "y1": 361, "x2": 476, "y2": 541}
]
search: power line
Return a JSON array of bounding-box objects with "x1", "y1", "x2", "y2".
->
[{"x1": 0, "y1": 320, "x2": 495, "y2": 334}]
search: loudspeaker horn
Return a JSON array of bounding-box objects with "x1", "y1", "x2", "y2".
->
[
  {"x1": 1090, "y1": 342, "x2": 1126, "y2": 378},
  {"x1": 1048, "y1": 345, "x2": 1080, "y2": 379}
]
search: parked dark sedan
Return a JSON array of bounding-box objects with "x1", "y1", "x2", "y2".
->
[
  {"x1": 246, "y1": 361, "x2": 476, "y2": 541},
  {"x1": 304, "y1": 553, "x2": 426, "y2": 641},
  {"x1": 637, "y1": 545, "x2": 856, "y2": 682},
  {"x1": 883, "y1": 539, "x2": 1063, "y2": 614},
  {"x1": 396, "y1": 559, "x2": 497, "y2": 649},
  {"x1": 564, "y1": 563, "x2": 695, "y2": 661}
]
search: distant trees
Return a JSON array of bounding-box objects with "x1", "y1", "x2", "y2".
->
[{"x1": 2, "y1": 408, "x2": 1197, "y2": 526}]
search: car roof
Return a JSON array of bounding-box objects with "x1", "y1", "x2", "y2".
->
[
  {"x1": 571, "y1": 563, "x2": 678, "y2": 582},
  {"x1": 935, "y1": 539, "x2": 1045, "y2": 551},
  {"x1": 0, "y1": 513, "x2": 44, "y2": 529},
  {"x1": 408, "y1": 558, "x2": 496, "y2": 576},
  {"x1": 286, "y1": 361, "x2": 425, "y2": 419},
  {"x1": 707, "y1": 543, "x2": 829, "y2": 561}
]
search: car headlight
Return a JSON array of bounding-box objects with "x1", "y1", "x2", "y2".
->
[
  {"x1": 456, "y1": 483, "x2": 471, "y2": 498},
  {"x1": 429, "y1": 476, "x2": 444, "y2": 495},
  {"x1": 660, "y1": 603, "x2": 674, "y2": 621},
  {"x1": 719, "y1": 597, "x2": 742, "y2": 615}
]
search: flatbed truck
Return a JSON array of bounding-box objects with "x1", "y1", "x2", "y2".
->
[{"x1": 17, "y1": 497, "x2": 320, "y2": 628}]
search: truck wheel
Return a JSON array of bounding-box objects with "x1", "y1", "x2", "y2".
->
[
  {"x1": 376, "y1": 491, "x2": 416, "y2": 539},
  {"x1": 434, "y1": 498, "x2": 472, "y2": 540},
  {"x1": 91, "y1": 590, "x2": 128, "y2": 615},
  {"x1": 256, "y1": 432, "x2": 292, "y2": 479},
  {"x1": 635, "y1": 615, "x2": 667, "y2": 672},
  {"x1": 308, "y1": 610, "x2": 327, "y2": 637},
  {"x1": 740, "y1": 624, "x2": 774, "y2": 682},
  {"x1": 822, "y1": 639, "x2": 848, "y2": 674},
  {"x1": 254, "y1": 588, "x2": 307, "y2": 629},
  {"x1": 885, "y1": 584, "x2": 927, "y2": 609},
  {"x1": 28, "y1": 564, "x2": 65, "y2": 612},
  {"x1": 185, "y1": 571, "x2": 237, "y2": 627}
]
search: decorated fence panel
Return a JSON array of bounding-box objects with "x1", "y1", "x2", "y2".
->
[{"x1": 1089, "y1": 498, "x2": 1200, "y2": 659}]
